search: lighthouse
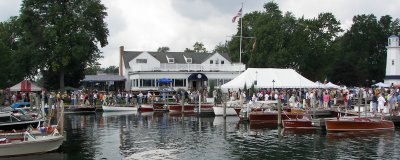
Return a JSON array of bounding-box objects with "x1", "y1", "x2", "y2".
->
[{"x1": 384, "y1": 35, "x2": 400, "y2": 86}]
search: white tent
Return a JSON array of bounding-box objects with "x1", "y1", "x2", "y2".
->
[
  {"x1": 9, "y1": 80, "x2": 43, "y2": 92},
  {"x1": 325, "y1": 82, "x2": 341, "y2": 89},
  {"x1": 221, "y1": 68, "x2": 318, "y2": 89},
  {"x1": 372, "y1": 82, "x2": 390, "y2": 88}
]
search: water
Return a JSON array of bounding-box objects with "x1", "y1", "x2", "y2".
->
[{"x1": 3, "y1": 112, "x2": 400, "y2": 160}]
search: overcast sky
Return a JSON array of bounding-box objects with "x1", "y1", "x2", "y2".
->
[{"x1": 1, "y1": 0, "x2": 400, "y2": 67}]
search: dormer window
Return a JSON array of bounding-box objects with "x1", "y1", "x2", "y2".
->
[
  {"x1": 166, "y1": 55, "x2": 174, "y2": 63},
  {"x1": 392, "y1": 60, "x2": 395, "y2": 65},
  {"x1": 184, "y1": 55, "x2": 192, "y2": 63},
  {"x1": 221, "y1": 60, "x2": 224, "y2": 64},
  {"x1": 210, "y1": 60, "x2": 213, "y2": 64}
]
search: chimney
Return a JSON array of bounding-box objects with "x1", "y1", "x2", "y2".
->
[{"x1": 119, "y1": 46, "x2": 124, "y2": 76}]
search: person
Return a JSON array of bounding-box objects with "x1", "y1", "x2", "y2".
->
[
  {"x1": 388, "y1": 93, "x2": 396, "y2": 115},
  {"x1": 378, "y1": 93, "x2": 386, "y2": 114},
  {"x1": 323, "y1": 92, "x2": 330, "y2": 109},
  {"x1": 371, "y1": 94, "x2": 378, "y2": 115}
]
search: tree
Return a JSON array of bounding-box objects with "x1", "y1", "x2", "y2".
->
[
  {"x1": 157, "y1": 46, "x2": 170, "y2": 52},
  {"x1": 18, "y1": 0, "x2": 109, "y2": 92},
  {"x1": 103, "y1": 66, "x2": 119, "y2": 74},
  {"x1": 185, "y1": 42, "x2": 207, "y2": 53}
]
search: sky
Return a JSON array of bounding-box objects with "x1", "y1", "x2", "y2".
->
[{"x1": 1, "y1": 0, "x2": 400, "y2": 68}]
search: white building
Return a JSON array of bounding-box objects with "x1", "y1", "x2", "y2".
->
[
  {"x1": 118, "y1": 46, "x2": 245, "y2": 91},
  {"x1": 385, "y1": 35, "x2": 400, "y2": 86}
]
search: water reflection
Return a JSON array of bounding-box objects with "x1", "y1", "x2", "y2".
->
[{"x1": 5, "y1": 112, "x2": 400, "y2": 159}]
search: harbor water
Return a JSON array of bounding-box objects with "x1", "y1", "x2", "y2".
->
[{"x1": 3, "y1": 112, "x2": 400, "y2": 160}]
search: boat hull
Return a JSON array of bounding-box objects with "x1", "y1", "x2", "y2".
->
[
  {"x1": 102, "y1": 105, "x2": 138, "y2": 112},
  {"x1": 64, "y1": 106, "x2": 96, "y2": 113},
  {"x1": 213, "y1": 107, "x2": 238, "y2": 116},
  {"x1": 249, "y1": 112, "x2": 303, "y2": 123},
  {"x1": 325, "y1": 118, "x2": 395, "y2": 132},
  {"x1": 0, "y1": 135, "x2": 64, "y2": 157},
  {"x1": 138, "y1": 104, "x2": 154, "y2": 112},
  {"x1": 283, "y1": 119, "x2": 315, "y2": 129},
  {"x1": 168, "y1": 104, "x2": 195, "y2": 112},
  {"x1": 0, "y1": 119, "x2": 44, "y2": 131}
]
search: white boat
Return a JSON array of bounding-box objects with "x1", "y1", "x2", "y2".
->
[
  {"x1": 0, "y1": 130, "x2": 64, "y2": 157},
  {"x1": 102, "y1": 105, "x2": 138, "y2": 112}
]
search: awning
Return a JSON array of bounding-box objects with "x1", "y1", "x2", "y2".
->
[{"x1": 188, "y1": 73, "x2": 208, "y2": 81}]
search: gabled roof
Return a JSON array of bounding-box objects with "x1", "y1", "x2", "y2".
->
[
  {"x1": 81, "y1": 75, "x2": 126, "y2": 82},
  {"x1": 122, "y1": 51, "x2": 232, "y2": 69},
  {"x1": 123, "y1": 51, "x2": 142, "y2": 69}
]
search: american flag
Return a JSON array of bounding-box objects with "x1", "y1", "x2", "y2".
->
[{"x1": 232, "y1": 8, "x2": 242, "y2": 23}]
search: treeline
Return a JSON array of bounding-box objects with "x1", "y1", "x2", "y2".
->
[
  {"x1": 0, "y1": 0, "x2": 109, "y2": 90},
  {"x1": 221, "y1": 2, "x2": 400, "y2": 86}
]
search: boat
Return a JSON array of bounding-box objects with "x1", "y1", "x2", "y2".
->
[
  {"x1": 325, "y1": 117, "x2": 395, "y2": 132},
  {"x1": 249, "y1": 111, "x2": 304, "y2": 123},
  {"x1": 168, "y1": 104, "x2": 195, "y2": 113},
  {"x1": 0, "y1": 129, "x2": 64, "y2": 157},
  {"x1": 152, "y1": 103, "x2": 169, "y2": 112},
  {"x1": 138, "y1": 104, "x2": 154, "y2": 112},
  {"x1": 194, "y1": 104, "x2": 214, "y2": 116},
  {"x1": 0, "y1": 112, "x2": 44, "y2": 131},
  {"x1": 213, "y1": 101, "x2": 241, "y2": 116},
  {"x1": 64, "y1": 105, "x2": 96, "y2": 113},
  {"x1": 283, "y1": 116, "x2": 315, "y2": 129},
  {"x1": 102, "y1": 105, "x2": 138, "y2": 112}
]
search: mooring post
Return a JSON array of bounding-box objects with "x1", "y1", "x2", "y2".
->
[{"x1": 278, "y1": 98, "x2": 282, "y2": 126}]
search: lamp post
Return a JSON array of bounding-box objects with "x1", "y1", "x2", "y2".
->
[{"x1": 272, "y1": 80, "x2": 275, "y2": 91}]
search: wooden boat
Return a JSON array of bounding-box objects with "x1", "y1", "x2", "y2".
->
[
  {"x1": 0, "y1": 130, "x2": 64, "y2": 157},
  {"x1": 138, "y1": 104, "x2": 154, "y2": 112},
  {"x1": 325, "y1": 117, "x2": 395, "y2": 132},
  {"x1": 249, "y1": 111, "x2": 304, "y2": 123},
  {"x1": 152, "y1": 103, "x2": 169, "y2": 112},
  {"x1": 283, "y1": 117, "x2": 315, "y2": 129},
  {"x1": 0, "y1": 112, "x2": 44, "y2": 131},
  {"x1": 64, "y1": 105, "x2": 96, "y2": 113},
  {"x1": 102, "y1": 105, "x2": 138, "y2": 112},
  {"x1": 168, "y1": 104, "x2": 195, "y2": 113}
]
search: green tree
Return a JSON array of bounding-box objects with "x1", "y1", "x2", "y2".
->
[
  {"x1": 18, "y1": 0, "x2": 109, "y2": 92},
  {"x1": 157, "y1": 46, "x2": 170, "y2": 52},
  {"x1": 193, "y1": 42, "x2": 207, "y2": 53},
  {"x1": 103, "y1": 66, "x2": 119, "y2": 74}
]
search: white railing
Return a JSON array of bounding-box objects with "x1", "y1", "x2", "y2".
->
[{"x1": 129, "y1": 63, "x2": 245, "y2": 72}]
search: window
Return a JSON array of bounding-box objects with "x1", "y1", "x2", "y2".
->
[
  {"x1": 186, "y1": 58, "x2": 192, "y2": 63},
  {"x1": 221, "y1": 60, "x2": 224, "y2": 64},
  {"x1": 175, "y1": 79, "x2": 185, "y2": 87},
  {"x1": 142, "y1": 79, "x2": 154, "y2": 87},
  {"x1": 392, "y1": 60, "x2": 395, "y2": 65},
  {"x1": 210, "y1": 60, "x2": 213, "y2": 64},
  {"x1": 168, "y1": 58, "x2": 174, "y2": 63},
  {"x1": 136, "y1": 59, "x2": 147, "y2": 63}
]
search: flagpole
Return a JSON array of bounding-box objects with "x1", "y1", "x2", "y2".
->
[{"x1": 239, "y1": 2, "x2": 243, "y2": 65}]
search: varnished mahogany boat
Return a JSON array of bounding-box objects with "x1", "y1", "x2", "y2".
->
[{"x1": 325, "y1": 117, "x2": 394, "y2": 132}]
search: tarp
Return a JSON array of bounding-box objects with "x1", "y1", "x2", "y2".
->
[
  {"x1": 372, "y1": 82, "x2": 390, "y2": 88},
  {"x1": 221, "y1": 68, "x2": 318, "y2": 89},
  {"x1": 9, "y1": 80, "x2": 43, "y2": 92}
]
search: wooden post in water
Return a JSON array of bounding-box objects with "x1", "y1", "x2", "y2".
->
[
  {"x1": 199, "y1": 93, "x2": 202, "y2": 114},
  {"x1": 364, "y1": 90, "x2": 368, "y2": 117},
  {"x1": 358, "y1": 89, "x2": 362, "y2": 118},
  {"x1": 277, "y1": 98, "x2": 282, "y2": 126},
  {"x1": 223, "y1": 101, "x2": 227, "y2": 118},
  {"x1": 181, "y1": 93, "x2": 184, "y2": 113}
]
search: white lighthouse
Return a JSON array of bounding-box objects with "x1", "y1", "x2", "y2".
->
[{"x1": 384, "y1": 35, "x2": 400, "y2": 86}]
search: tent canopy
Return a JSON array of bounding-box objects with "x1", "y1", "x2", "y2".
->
[
  {"x1": 372, "y1": 82, "x2": 389, "y2": 88},
  {"x1": 325, "y1": 82, "x2": 341, "y2": 89},
  {"x1": 221, "y1": 68, "x2": 318, "y2": 89},
  {"x1": 9, "y1": 80, "x2": 43, "y2": 92}
]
